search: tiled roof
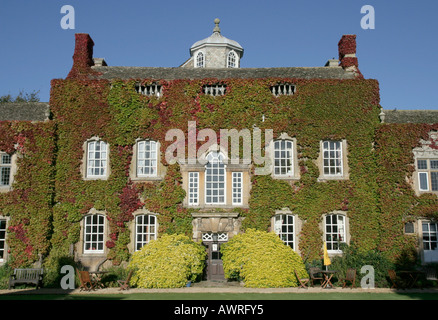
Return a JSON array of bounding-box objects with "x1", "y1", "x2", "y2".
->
[
  {"x1": 382, "y1": 109, "x2": 438, "y2": 124},
  {"x1": 0, "y1": 102, "x2": 50, "y2": 121},
  {"x1": 90, "y1": 66, "x2": 357, "y2": 80}
]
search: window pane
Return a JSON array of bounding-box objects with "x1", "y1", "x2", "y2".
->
[
  {"x1": 83, "y1": 214, "x2": 105, "y2": 253},
  {"x1": 274, "y1": 214, "x2": 295, "y2": 250},
  {"x1": 431, "y1": 172, "x2": 438, "y2": 191},
  {"x1": 418, "y1": 172, "x2": 428, "y2": 191},
  {"x1": 0, "y1": 167, "x2": 10, "y2": 186},
  {"x1": 325, "y1": 214, "x2": 346, "y2": 252},
  {"x1": 0, "y1": 219, "x2": 6, "y2": 260},
  {"x1": 232, "y1": 172, "x2": 243, "y2": 205},
  {"x1": 1, "y1": 154, "x2": 11, "y2": 165},
  {"x1": 273, "y1": 140, "x2": 293, "y2": 176},
  {"x1": 87, "y1": 141, "x2": 108, "y2": 177},
  {"x1": 322, "y1": 141, "x2": 343, "y2": 176},
  {"x1": 205, "y1": 152, "x2": 226, "y2": 204},
  {"x1": 137, "y1": 141, "x2": 158, "y2": 177},
  {"x1": 423, "y1": 222, "x2": 438, "y2": 252},
  {"x1": 188, "y1": 172, "x2": 199, "y2": 205},
  {"x1": 418, "y1": 160, "x2": 428, "y2": 169},
  {"x1": 135, "y1": 215, "x2": 157, "y2": 251}
]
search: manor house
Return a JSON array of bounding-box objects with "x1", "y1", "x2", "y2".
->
[{"x1": 1, "y1": 19, "x2": 438, "y2": 280}]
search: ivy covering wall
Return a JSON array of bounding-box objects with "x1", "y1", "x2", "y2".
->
[
  {"x1": 45, "y1": 75, "x2": 386, "y2": 266},
  {"x1": 2, "y1": 73, "x2": 437, "y2": 276},
  {"x1": 0, "y1": 121, "x2": 55, "y2": 268},
  {"x1": 375, "y1": 123, "x2": 438, "y2": 264},
  {"x1": 1, "y1": 34, "x2": 437, "y2": 277}
]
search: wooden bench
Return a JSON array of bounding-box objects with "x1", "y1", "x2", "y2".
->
[{"x1": 9, "y1": 268, "x2": 44, "y2": 289}]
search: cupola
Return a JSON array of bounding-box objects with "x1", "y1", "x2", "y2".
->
[{"x1": 181, "y1": 19, "x2": 244, "y2": 68}]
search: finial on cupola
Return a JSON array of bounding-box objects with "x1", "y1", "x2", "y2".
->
[{"x1": 213, "y1": 18, "x2": 221, "y2": 33}]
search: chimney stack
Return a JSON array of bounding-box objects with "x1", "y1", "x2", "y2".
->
[
  {"x1": 67, "y1": 33, "x2": 95, "y2": 79},
  {"x1": 338, "y1": 35, "x2": 362, "y2": 78}
]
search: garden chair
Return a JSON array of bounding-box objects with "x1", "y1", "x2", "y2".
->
[
  {"x1": 118, "y1": 269, "x2": 133, "y2": 291},
  {"x1": 340, "y1": 268, "x2": 356, "y2": 288},
  {"x1": 388, "y1": 270, "x2": 405, "y2": 289},
  {"x1": 294, "y1": 269, "x2": 309, "y2": 289},
  {"x1": 76, "y1": 269, "x2": 95, "y2": 291},
  {"x1": 309, "y1": 267, "x2": 324, "y2": 287}
]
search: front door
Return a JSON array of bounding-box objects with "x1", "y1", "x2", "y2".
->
[{"x1": 202, "y1": 233, "x2": 227, "y2": 281}]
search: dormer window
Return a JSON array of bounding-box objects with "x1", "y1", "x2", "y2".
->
[
  {"x1": 195, "y1": 51, "x2": 205, "y2": 68},
  {"x1": 227, "y1": 51, "x2": 237, "y2": 68},
  {"x1": 203, "y1": 84, "x2": 227, "y2": 96},
  {"x1": 271, "y1": 83, "x2": 296, "y2": 97},
  {"x1": 135, "y1": 83, "x2": 162, "y2": 97}
]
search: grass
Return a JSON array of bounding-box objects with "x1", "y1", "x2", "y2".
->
[{"x1": 1, "y1": 292, "x2": 438, "y2": 300}]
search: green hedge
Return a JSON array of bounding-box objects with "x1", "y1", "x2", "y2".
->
[
  {"x1": 128, "y1": 234, "x2": 206, "y2": 288},
  {"x1": 221, "y1": 229, "x2": 308, "y2": 288}
]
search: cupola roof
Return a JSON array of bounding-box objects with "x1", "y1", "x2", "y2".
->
[{"x1": 190, "y1": 19, "x2": 244, "y2": 57}]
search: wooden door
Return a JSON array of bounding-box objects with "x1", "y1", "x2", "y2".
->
[{"x1": 205, "y1": 242, "x2": 225, "y2": 281}]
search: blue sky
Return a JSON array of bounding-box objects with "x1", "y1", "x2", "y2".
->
[{"x1": 0, "y1": 0, "x2": 437, "y2": 110}]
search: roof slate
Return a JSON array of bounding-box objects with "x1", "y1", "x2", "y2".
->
[
  {"x1": 0, "y1": 102, "x2": 50, "y2": 121},
  {"x1": 90, "y1": 66, "x2": 357, "y2": 80},
  {"x1": 382, "y1": 109, "x2": 438, "y2": 124}
]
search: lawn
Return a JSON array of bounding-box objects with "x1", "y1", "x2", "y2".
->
[{"x1": 1, "y1": 292, "x2": 438, "y2": 300}]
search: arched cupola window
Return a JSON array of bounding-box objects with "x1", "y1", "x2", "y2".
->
[
  {"x1": 196, "y1": 51, "x2": 205, "y2": 68},
  {"x1": 227, "y1": 51, "x2": 238, "y2": 68}
]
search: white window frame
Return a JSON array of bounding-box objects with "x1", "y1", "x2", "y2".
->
[
  {"x1": 195, "y1": 51, "x2": 205, "y2": 68},
  {"x1": 422, "y1": 221, "x2": 438, "y2": 251},
  {"x1": 273, "y1": 140, "x2": 294, "y2": 177},
  {"x1": 135, "y1": 214, "x2": 157, "y2": 251},
  {"x1": 0, "y1": 153, "x2": 12, "y2": 187},
  {"x1": 322, "y1": 140, "x2": 343, "y2": 177},
  {"x1": 137, "y1": 140, "x2": 158, "y2": 177},
  {"x1": 274, "y1": 214, "x2": 295, "y2": 250},
  {"x1": 227, "y1": 50, "x2": 238, "y2": 68},
  {"x1": 417, "y1": 159, "x2": 438, "y2": 192},
  {"x1": 83, "y1": 214, "x2": 105, "y2": 254},
  {"x1": 86, "y1": 140, "x2": 108, "y2": 178},
  {"x1": 418, "y1": 172, "x2": 429, "y2": 191},
  {"x1": 0, "y1": 218, "x2": 7, "y2": 262},
  {"x1": 205, "y1": 151, "x2": 226, "y2": 205},
  {"x1": 188, "y1": 172, "x2": 199, "y2": 206},
  {"x1": 232, "y1": 172, "x2": 243, "y2": 205},
  {"x1": 325, "y1": 213, "x2": 346, "y2": 253}
]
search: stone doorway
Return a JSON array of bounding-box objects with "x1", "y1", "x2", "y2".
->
[
  {"x1": 202, "y1": 233, "x2": 227, "y2": 281},
  {"x1": 192, "y1": 213, "x2": 243, "y2": 281}
]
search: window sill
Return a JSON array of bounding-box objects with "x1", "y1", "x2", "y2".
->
[
  {"x1": 417, "y1": 190, "x2": 438, "y2": 195},
  {"x1": 83, "y1": 176, "x2": 109, "y2": 181},
  {"x1": 0, "y1": 186, "x2": 12, "y2": 193},
  {"x1": 131, "y1": 176, "x2": 163, "y2": 182},
  {"x1": 317, "y1": 176, "x2": 348, "y2": 182},
  {"x1": 272, "y1": 175, "x2": 300, "y2": 181},
  {"x1": 185, "y1": 204, "x2": 249, "y2": 210},
  {"x1": 82, "y1": 251, "x2": 106, "y2": 256}
]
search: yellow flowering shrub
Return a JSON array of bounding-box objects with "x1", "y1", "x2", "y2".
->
[
  {"x1": 221, "y1": 229, "x2": 308, "y2": 288},
  {"x1": 128, "y1": 234, "x2": 206, "y2": 288}
]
